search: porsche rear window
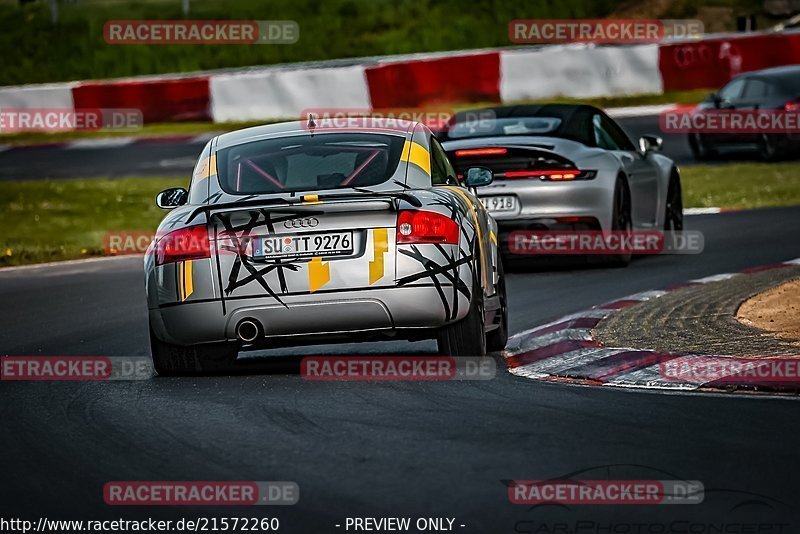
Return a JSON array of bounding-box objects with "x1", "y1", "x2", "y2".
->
[
  {"x1": 216, "y1": 133, "x2": 405, "y2": 195},
  {"x1": 448, "y1": 117, "x2": 562, "y2": 139}
]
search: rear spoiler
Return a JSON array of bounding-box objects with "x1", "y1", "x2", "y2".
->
[
  {"x1": 447, "y1": 144, "x2": 577, "y2": 168},
  {"x1": 186, "y1": 191, "x2": 421, "y2": 223}
]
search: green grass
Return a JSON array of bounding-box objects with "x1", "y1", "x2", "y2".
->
[
  {"x1": 1, "y1": 161, "x2": 798, "y2": 267},
  {"x1": 0, "y1": 177, "x2": 179, "y2": 266},
  {"x1": 682, "y1": 162, "x2": 800, "y2": 209},
  {"x1": 0, "y1": 0, "x2": 628, "y2": 86},
  {"x1": 0, "y1": 0, "x2": 763, "y2": 86}
]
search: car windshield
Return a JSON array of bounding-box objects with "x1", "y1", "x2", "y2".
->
[
  {"x1": 216, "y1": 133, "x2": 405, "y2": 195},
  {"x1": 447, "y1": 117, "x2": 562, "y2": 139}
]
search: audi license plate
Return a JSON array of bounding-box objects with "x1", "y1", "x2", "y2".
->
[
  {"x1": 481, "y1": 195, "x2": 517, "y2": 213},
  {"x1": 254, "y1": 232, "x2": 354, "y2": 259}
]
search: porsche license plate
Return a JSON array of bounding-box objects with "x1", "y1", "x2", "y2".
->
[
  {"x1": 254, "y1": 232, "x2": 354, "y2": 259},
  {"x1": 481, "y1": 195, "x2": 517, "y2": 213}
]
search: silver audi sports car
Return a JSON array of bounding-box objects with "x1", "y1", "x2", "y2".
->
[
  {"x1": 441, "y1": 104, "x2": 683, "y2": 264},
  {"x1": 145, "y1": 119, "x2": 507, "y2": 375}
]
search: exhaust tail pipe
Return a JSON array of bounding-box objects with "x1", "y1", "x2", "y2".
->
[{"x1": 236, "y1": 319, "x2": 260, "y2": 343}]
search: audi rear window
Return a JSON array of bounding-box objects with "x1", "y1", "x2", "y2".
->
[{"x1": 216, "y1": 133, "x2": 405, "y2": 195}]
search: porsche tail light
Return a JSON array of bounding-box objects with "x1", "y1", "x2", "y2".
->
[
  {"x1": 784, "y1": 101, "x2": 800, "y2": 112},
  {"x1": 156, "y1": 225, "x2": 211, "y2": 265},
  {"x1": 397, "y1": 210, "x2": 459, "y2": 245},
  {"x1": 500, "y1": 169, "x2": 596, "y2": 181},
  {"x1": 454, "y1": 147, "x2": 508, "y2": 157}
]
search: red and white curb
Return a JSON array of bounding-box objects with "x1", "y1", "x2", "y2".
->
[{"x1": 503, "y1": 258, "x2": 800, "y2": 392}]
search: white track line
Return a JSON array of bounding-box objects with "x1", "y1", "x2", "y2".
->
[
  {"x1": 684, "y1": 207, "x2": 722, "y2": 215},
  {"x1": 65, "y1": 138, "x2": 136, "y2": 149}
]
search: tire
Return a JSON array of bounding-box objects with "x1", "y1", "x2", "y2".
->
[
  {"x1": 664, "y1": 170, "x2": 684, "y2": 232},
  {"x1": 757, "y1": 133, "x2": 781, "y2": 162},
  {"x1": 150, "y1": 325, "x2": 239, "y2": 376},
  {"x1": 689, "y1": 133, "x2": 716, "y2": 161},
  {"x1": 486, "y1": 258, "x2": 508, "y2": 353},
  {"x1": 605, "y1": 176, "x2": 632, "y2": 267},
  {"x1": 437, "y1": 277, "x2": 486, "y2": 357}
]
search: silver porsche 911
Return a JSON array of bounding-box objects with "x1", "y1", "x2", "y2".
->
[
  {"x1": 441, "y1": 104, "x2": 683, "y2": 265},
  {"x1": 145, "y1": 119, "x2": 507, "y2": 375}
]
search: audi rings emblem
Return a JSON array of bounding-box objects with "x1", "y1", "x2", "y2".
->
[{"x1": 284, "y1": 217, "x2": 320, "y2": 229}]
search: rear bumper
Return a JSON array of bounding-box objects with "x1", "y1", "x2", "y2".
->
[
  {"x1": 150, "y1": 285, "x2": 465, "y2": 346},
  {"x1": 478, "y1": 179, "x2": 614, "y2": 238}
]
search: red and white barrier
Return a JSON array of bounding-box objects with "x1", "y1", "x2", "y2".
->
[
  {"x1": 0, "y1": 82, "x2": 75, "y2": 111},
  {"x1": 500, "y1": 44, "x2": 662, "y2": 101},
  {"x1": 73, "y1": 76, "x2": 211, "y2": 123},
  {"x1": 3, "y1": 30, "x2": 800, "y2": 127},
  {"x1": 210, "y1": 65, "x2": 371, "y2": 122},
  {"x1": 365, "y1": 51, "x2": 500, "y2": 109},
  {"x1": 658, "y1": 32, "x2": 800, "y2": 91}
]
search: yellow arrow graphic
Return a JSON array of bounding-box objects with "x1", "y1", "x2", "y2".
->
[
  {"x1": 369, "y1": 228, "x2": 389, "y2": 285},
  {"x1": 308, "y1": 256, "x2": 330, "y2": 293}
]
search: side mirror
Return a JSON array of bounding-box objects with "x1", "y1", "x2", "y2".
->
[
  {"x1": 464, "y1": 167, "x2": 493, "y2": 188},
  {"x1": 156, "y1": 188, "x2": 188, "y2": 209},
  {"x1": 707, "y1": 92, "x2": 720, "y2": 106},
  {"x1": 638, "y1": 135, "x2": 663, "y2": 154}
]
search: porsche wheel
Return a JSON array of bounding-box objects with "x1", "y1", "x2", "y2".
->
[
  {"x1": 606, "y1": 177, "x2": 632, "y2": 267},
  {"x1": 757, "y1": 134, "x2": 781, "y2": 162},
  {"x1": 664, "y1": 171, "x2": 684, "y2": 231}
]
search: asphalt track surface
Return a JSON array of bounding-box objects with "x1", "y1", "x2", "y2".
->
[
  {"x1": 2, "y1": 206, "x2": 800, "y2": 531},
  {"x1": 0, "y1": 115, "x2": 699, "y2": 181},
  {"x1": 1, "y1": 114, "x2": 799, "y2": 529}
]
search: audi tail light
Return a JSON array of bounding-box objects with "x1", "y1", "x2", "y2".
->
[
  {"x1": 156, "y1": 225, "x2": 212, "y2": 265},
  {"x1": 500, "y1": 169, "x2": 596, "y2": 181},
  {"x1": 454, "y1": 147, "x2": 508, "y2": 157},
  {"x1": 397, "y1": 210, "x2": 460, "y2": 245}
]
